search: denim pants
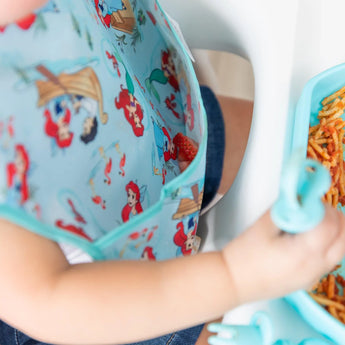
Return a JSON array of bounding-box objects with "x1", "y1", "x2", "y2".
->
[
  {"x1": 0, "y1": 320, "x2": 204, "y2": 345},
  {"x1": 200, "y1": 86, "x2": 225, "y2": 209}
]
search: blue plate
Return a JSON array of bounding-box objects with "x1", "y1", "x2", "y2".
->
[{"x1": 286, "y1": 62, "x2": 345, "y2": 344}]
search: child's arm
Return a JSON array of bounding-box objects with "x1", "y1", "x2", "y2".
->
[
  {"x1": 1, "y1": 205, "x2": 345, "y2": 345},
  {"x1": 0, "y1": 218, "x2": 234, "y2": 345}
]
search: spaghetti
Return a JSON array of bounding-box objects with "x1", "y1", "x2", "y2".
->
[{"x1": 308, "y1": 86, "x2": 345, "y2": 323}]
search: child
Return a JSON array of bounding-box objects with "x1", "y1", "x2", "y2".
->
[{"x1": 1, "y1": 1, "x2": 345, "y2": 345}]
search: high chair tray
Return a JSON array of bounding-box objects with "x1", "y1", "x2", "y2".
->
[
  {"x1": 223, "y1": 298, "x2": 331, "y2": 343},
  {"x1": 284, "y1": 62, "x2": 345, "y2": 344}
]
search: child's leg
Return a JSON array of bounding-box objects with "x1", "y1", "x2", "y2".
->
[
  {"x1": 0, "y1": 318, "x2": 204, "y2": 345},
  {"x1": 128, "y1": 324, "x2": 205, "y2": 345},
  {"x1": 0, "y1": 319, "x2": 51, "y2": 345},
  {"x1": 200, "y1": 90, "x2": 253, "y2": 214}
]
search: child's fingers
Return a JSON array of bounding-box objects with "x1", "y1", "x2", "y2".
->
[
  {"x1": 299, "y1": 205, "x2": 344, "y2": 254},
  {"x1": 323, "y1": 209, "x2": 345, "y2": 267},
  {"x1": 223, "y1": 205, "x2": 345, "y2": 304},
  {"x1": 294, "y1": 205, "x2": 345, "y2": 275}
]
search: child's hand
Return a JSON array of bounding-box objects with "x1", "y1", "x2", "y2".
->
[
  {"x1": 221, "y1": 204, "x2": 345, "y2": 305},
  {"x1": 0, "y1": 0, "x2": 48, "y2": 25}
]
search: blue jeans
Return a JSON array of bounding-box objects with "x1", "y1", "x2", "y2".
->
[
  {"x1": 200, "y1": 86, "x2": 225, "y2": 210},
  {"x1": 0, "y1": 320, "x2": 204, "y2": 345}
]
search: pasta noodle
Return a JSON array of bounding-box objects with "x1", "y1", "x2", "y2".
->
[
  {"x1": 309, "y1": 271, "x2": 345, "y2": 323},
  {"x1": 307, "y1": 87, "x2": 345, "y2": 208},
  {"x1": 308, "y1": 86, "x2": 345, "y2": 323}
]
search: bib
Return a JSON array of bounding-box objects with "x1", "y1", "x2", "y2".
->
[{"x1": 0, "y1": 0, "x2": 207, "y2": 261}]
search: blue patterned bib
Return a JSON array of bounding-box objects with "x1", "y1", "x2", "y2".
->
[{"x1": 0, "y1": 0, "x2": 207, "y2": 261}]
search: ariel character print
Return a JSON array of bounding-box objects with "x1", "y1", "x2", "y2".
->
[
  {"x1": 81, "y1": 116, "x2": 98, "y2": 144},
  {"x1": 6, "y1": 144, "x2": 30, "y2": 206},
  {"x1": 36, "y1": 65, "x2": 108, "y2": 126},
  {"x1": 152, "y1": 118, "x2": 177, "y2": 164},
  {"x1": 94, "y1": 0, "x2": 127, "y2": 28},
  {"x1": 94, "y1": 0, "x2": 112, "y2": 28},
  {"x1": 115, "y1": 77, "x2": 144, "y2": 137},
  {"x1": 0, "y1": 2, "x2": 58, "y2": 33},
  {"x1": 161, "y1": 50, "x2": 179, "y2": 92},
  {"x1": 145, "y1": 49, "x2": 179, "y2": 103},
  {"x1": 0, "y1": 13, "x2": 36, "y2": 33},
  {"x1": 44, "y1": 106, "x2": 74, "y2": 149},
  {"x1": 121, "y1": 181, "x2": 143, "y2": 223},
  {"x1": 73, "y1": 95, "x2": 99, "y2": 144},
  {"x1": 173, "y1": 216, "x2": 199, "y2": 256},
  {"x1": 141, "y1": 247, "x2": 156, "y2": 261},
  {"x1": 165, "y1": 94, "x2": 181, "y2": 119}
]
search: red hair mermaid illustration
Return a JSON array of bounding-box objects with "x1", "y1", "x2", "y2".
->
[
  {"x1": 0, "y1": 13, "x2": 36, "y2": 33},
  {"x1": 7, "y1": 144, "x2": 30, "y2": 205},
  {"x1": 141, "y1": 247, "x2": 156, "y2": 261},
  {"x1": 44, "y1": 108, "x2": 74, "y2": 148},
  {"x1": 173, "y1": 217, "x2": 198, "y2": 256},
  {"x1": 145, "y1": 49, "x2": 180, "y2": 103},
  {"x1": 152, "y1": 118, "x2": 177, "y2": 164},
  {"x1": 121, "y1": 181, "x2": 143, "y2": 223},
  {"x1": 94, "y1": 0, "x2": 111, "y2": 27},
  {"x1": 94, "y1": 0, "x2": 128, "y2": 29},
  {"x1": 115, "y1": 86, "x2": 144, "y2": 137},
  {"x1": 161, "y1": 50, "x2": 179, "y2": 92}
]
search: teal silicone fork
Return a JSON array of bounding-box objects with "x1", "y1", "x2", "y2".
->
[{"x1": 271, "y1": 150, "x2": 331, "y2": 233}]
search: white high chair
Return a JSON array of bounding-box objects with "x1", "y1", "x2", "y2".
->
[
  {"x1": 161, "y1": 0, "x2": 345, "y2": 247},
  {"x1": 160, "y1": 0, "x2": 345, "y2": 343}
]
